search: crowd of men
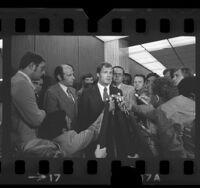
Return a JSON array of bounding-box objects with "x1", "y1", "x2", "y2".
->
[{"x1": 10, "y1": 51, "x2": 196, "y2": 159}]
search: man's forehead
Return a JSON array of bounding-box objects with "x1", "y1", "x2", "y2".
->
[
  {"x1": 135, "y1": 76, "x2": 144, "y2": 81},
  {"x1": 101, "y1": 66, "x2": 112, "y2": 71},
  {"x1": 113, "y1": 67, "x2": 123, "y2": 73},
  {"x1": 62, "y1": 64, "x2": 73, "y2": 72}
]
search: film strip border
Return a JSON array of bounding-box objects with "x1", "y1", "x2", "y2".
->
[
  {"x1": 0, "y1": 17, "x2": 196, "y2": 33},
  {"x1": 0, "y1": 9, "x2": 199, "y2": 34},
  {"x1": 0, "y1": 8, "x2": 199, "y2": 184},
  {"x1": 0, "y1": 158, "x2": 199, "y2": 184}
]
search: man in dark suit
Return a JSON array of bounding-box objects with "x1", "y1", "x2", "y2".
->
[
  {"x1": 43, "y1": 64, "x2": 78, "y2": 130},
  {"x1": 77, "y1": 62, "x2": 123, "y2": 158}
]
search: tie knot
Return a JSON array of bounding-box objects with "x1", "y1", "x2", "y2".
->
[{"x1": 104, "y1": 87, "x2": 107, "y2": 92}]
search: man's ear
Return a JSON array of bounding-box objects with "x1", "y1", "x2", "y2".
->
[
  {"x1": 96, "y1": 73, "x2": 100, "y2": 79},
  {"x1": 155, "y1": 95, "x2": 160, "y2": 103},
  {"x1": 28, "y1": 62, "x2": 36, "y2": 71},
  {"x1": 57, "y1": 75, "x2": 62, "y2": 82}
]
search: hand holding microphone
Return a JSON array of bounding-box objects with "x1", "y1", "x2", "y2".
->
[
  {"x1": 95, "y1": 144, "x2": 107, "y2": 158},
  {"x1": 116, "y1": 93, "x2": 129, "y2": 116},
  {"x1": 135, "y1": 93, "x2": 149, "y2": 105}
]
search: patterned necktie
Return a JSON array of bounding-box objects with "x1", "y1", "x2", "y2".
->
[
  {"x1": 103, "y1": 87, "x2": 109, "y2": 102},
  {"x1": 66, "y1": 88, "x2": 75, "y2": 103}
]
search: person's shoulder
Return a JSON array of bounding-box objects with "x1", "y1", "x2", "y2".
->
[
  {"x1": 82, "y1": 84, "x2": 97, "y2": 95},
  {"x1": 121, "y1": 83, "x2": 135, "y2": 91},
  {"x1": 12, "y1": 73, "x2": 29, "y2": 88},
  {"x1": 110, "y1": 85, "x2": 122, "y2": 93},
  {"x1": 47, "y1": 83, "x2": 59, "y2": 92}
]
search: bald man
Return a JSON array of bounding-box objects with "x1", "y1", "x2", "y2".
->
[{"x1": 43, "y1": 64, "x2": 78, "y2": 130}]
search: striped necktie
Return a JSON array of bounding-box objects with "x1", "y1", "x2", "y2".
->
[{"x1": 66, "y1": 88, "x2": 75, "y2": 103}]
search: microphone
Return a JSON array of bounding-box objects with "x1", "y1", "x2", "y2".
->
[
  {"x1": 117, "y1": 93, "x2": 129, "y2": 116},
  {"x1": 135, "y1": 93, "x2": 149, "y2": 105}
]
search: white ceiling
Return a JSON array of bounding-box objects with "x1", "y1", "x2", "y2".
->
[
  {"x1": 149, "y1": 44, "x2": 195, "y2": 73},
  {"x1": 129, "y1": 36, "x2": 196, "y2": 75}
]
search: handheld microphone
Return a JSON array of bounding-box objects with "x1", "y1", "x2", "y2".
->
[{"x1": 135, "y1": 93, "x2": 149, "y2": 105}]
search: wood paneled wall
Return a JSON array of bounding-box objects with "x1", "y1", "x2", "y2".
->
[
  {"x1": 11, "y1": 36, "x2": 104, "y2": 83},
  {"x1": 119, "y1": 39, "x2": 129, "y2": 73},
  {"x1": 104, "y1": 38, "x2": 130, "y2": 73},
  {"x1": 11, "y1": 36, "x2": 151, "y2": 86},
  {"x1": 104, "y1": 40, "x2": 120, "y2": 66},
  {"x1": 11, "y1": 35, "x2": 35, "y2": 76}
]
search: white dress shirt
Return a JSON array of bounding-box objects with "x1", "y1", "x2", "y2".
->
[
  {"x1": 58, "y1": 83, "x2": 75, "y2": 102},
  {"x1": 97, "y1": 82, "x2": 110, "y2": 101},
  {"x1": 117, "y1": 83, "x2": 122, "y2": 89}
]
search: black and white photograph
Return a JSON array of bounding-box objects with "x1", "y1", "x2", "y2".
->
[{"x1": 9, "y1": 35, "x2": 196, "y2": 160}]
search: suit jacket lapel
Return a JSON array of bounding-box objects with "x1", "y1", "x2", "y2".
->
[
  {"x1": 55, "y1": 84, "x2": 75, "y2": 107},
  {"x1": 68, "y1": 87, "x2": 78, "y2": 113},
  {"x1": 93, "y1": 84, "x2": 104, "y2": 106}
]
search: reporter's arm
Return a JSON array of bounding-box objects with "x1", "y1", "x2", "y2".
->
[{"x1": 131, "y1": 103, "x2": 156, "y2": 122}]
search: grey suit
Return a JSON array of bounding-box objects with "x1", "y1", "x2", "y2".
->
[
  {"x1": 11, "y1": 72, "x2": 46, "y2": 147},
  {"x1": 118, "y1": 83, "x2": 136, "y2": 110},
  {"x1": 11, "y1": 72, "x2": 64, "y2": 157},
  {"x1": 43, "y1": 84, "x2": 78, "y2": 128}
]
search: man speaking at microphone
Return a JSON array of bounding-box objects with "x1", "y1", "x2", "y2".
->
[{"x1": 77, "y1": 62, "x2": 122, "y2": 158}]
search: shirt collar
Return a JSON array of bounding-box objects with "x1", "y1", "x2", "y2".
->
[
  {"x1": 58, "y1": 82, "x2": 68, "y2": 91},
  {"x1": 97, "y1": 82, "x2": 110, "y2": 91},
  {"x1": 117, "y1": 83, "x2": 122, "y2": 89},
  {"x1": 18, "y1": 70, "x2": 35, "y2": 89}
]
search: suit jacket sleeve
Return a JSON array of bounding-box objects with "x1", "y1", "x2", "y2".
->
[
  {"x1": 131, "y1": 104, "x2": 156, "y2": 122},
  {"x1": 43, "y1": 89, "x2": 59, "y2": 113},
  {"x1": 12, "y1": 81, "x2": 46, "y2": 127},
  {"x1": 53, "y1": 129, "x2": 94, "y2": 155},
  {"x1": 125, "y1": 86, "x2": 137, "y2": 110}
]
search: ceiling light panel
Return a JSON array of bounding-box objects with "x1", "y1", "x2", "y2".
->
[
  {"x1": 169, "y1": 36, "x2": 195, "y2": 47},
  {"x1": 96, "y1": 36, "x2": 128, "y2": 42},
  {"x1": 142, "y1": 39, "x2": 171, "y2": 51}
]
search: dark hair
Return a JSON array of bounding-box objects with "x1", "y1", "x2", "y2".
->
[
  {"x1": 96, "y1": 62, "x2": 112, "y2": 74},
  {"x1": 124, "y1": 73, "x2": 132, "y2": 84},
  {"x1": 54, "y1": 64, "x2": 74, "y2": 82},
  {"x1": 133, "y1": 74, "x2": 146, "y2": 83},
  {"x1": 113, "y1": 66, "x2": 125, "y2": 74},
  {"x1": 81, "y1": 73, "x2": 94, "y2": 81},
  {"x1": 163, "y1": 68, "x2": 176, "y2": 78},
  {"x1": 54, "y1": 66, "x2": 64, "y2": 82},
  {"x1": 146, "y1": 72, "x2": 160, "y2": 80},
  {"x1": 180, "y1": 67, "x2": 193, "y2": 78},
  {"x1": 178, "y1": 76, "x2": 196, "y2": 100},
  {"x1": 151, "y1": 77, "x2": 179, "y2": 102},
  {"x1": 19, "y1": 51, "x2": 45, "y2": 70}
]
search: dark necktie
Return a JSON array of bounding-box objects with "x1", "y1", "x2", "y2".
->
[
  {"x1": 66, "y1": 88, "x2": 75, "y2": 103},
  {"x1": 103, "y1": 87, "x2": 109, "y2": 102}
]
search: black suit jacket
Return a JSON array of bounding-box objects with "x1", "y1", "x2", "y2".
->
[
  {"x1": 77, "y1": 84, "x2": 122, "y2": 133},
  {"x1": 76, "y1": 84, "x2": 122, "y2": 158}
]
